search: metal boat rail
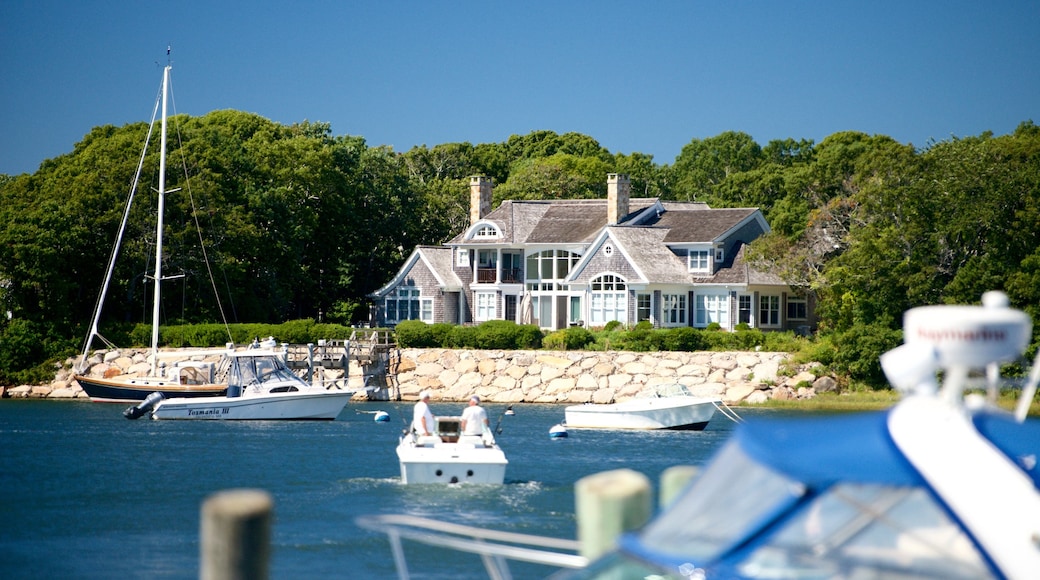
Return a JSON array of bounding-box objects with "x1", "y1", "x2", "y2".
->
[{"x1": 355, "y1": 514, "x2": 587, "y2": 580}]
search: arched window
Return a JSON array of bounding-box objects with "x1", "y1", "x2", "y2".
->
[
  {"x1": 590, "y1": 274, "x2": 627, "y2": 325},
  {"x1": 474, "y1": 224, "x2": 499, "y2": 238}
]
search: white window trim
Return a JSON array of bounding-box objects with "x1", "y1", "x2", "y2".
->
[
  {"x1": 589, "y1": 274, "x2": 627, "y2": 326},
  {"x1": 694, "y1": 292, "x2": 729, "y2": 328},
  {"x1": 474, "y1": 224, "x2": 500, "y2": 239},
  {"x1": 385, "y1": 286, "x2": 427, "y2": 324},
  {"x1": 475, "y1": 291, "x2": 497, "y2": 322},
  {"x1": 687, "y1": 249, "x2": 711, "y2": 273},
  {"x1": 662, "y1": 293, "x2": 688, "y2": 327}
]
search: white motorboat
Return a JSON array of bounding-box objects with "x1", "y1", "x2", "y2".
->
[
  {"x1": 564, "y1": 383, "x2": 721, "y2": 430},
  {"x1": 124, "y1": 349, "x2": 354, "y2": 421},
  {"x1": 396, "y1": 416, "x2": 508, "y2": 484},
  {"x1": 360, "y1": 291, "x2": 1040, "y2": 579}
]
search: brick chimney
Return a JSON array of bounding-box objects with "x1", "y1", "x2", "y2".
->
[
  {"x1": 470, "y1": 176, "x2": 492, "y2": 225},
  {"x1": 607, "y1": 173, "x2": 630, "y2": 225}
]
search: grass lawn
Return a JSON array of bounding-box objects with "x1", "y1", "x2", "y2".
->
[{"x1": 747, "y1": 387, "x2": 1040, "y2": 416}]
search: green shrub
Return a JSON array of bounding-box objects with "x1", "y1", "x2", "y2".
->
[
  {"x1": 617, "y1": 326, "x2": 662, "y2": 352},
  {"x1": 562, "y1": 326, "x2": 593, "y2": 350},
  {"x1": 662, "y1": 327, "x2": 705, "y2": 351},
  {"x1": 0, "y1": 319, "x2": 78, "y2": 386},
  {"x1": 543, "y1": 330, "x2": 567, "y2": 350},
  {"x1": 395, "y1": 320, "x2": 434, "y2": 348},
  {"x1": 274, "y1": 319, "x2": 318, "y2": 344},
  {"x1": 763, "y1": 331, "x2": 805, "y2": 352},
  {"x1": 445, "y1": 325, "x2": 480, "y2": 348},
  {"x1": 514, "y1": 324, "x2": 543, "y2": 349},
  {"x1": 603, "y1": 320, "x2": 622, "y2": 332},
  {"x1": 430, "y1": 323, "x2": 455, "y2": 347},
  {"x1": 829, "y1": 323, "x2": 902, "y2": 388},
  {"x1": 733, "y1": 328, "x2": 766, "y2": 349},
  {"x1": 474, "y1": 320, "x2": 516, "y2": 349},
  {"x1": 0, "y1": 319, "x2": 44, "y2": 383}
]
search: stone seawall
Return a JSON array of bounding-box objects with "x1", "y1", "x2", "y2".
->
[
  {"x1": 3, "y1": 348, "x2": 835, "y2": 405},
  {"x1": 393, "y1": 349, "x2": 830, "y2": 405}
]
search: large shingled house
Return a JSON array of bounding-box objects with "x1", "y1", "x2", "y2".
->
[{"x1": 369, "y1": 174, "x2": 813, "y2": 332}]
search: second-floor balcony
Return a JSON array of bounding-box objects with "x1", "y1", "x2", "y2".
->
[{"x1": 476, "y1": 267, "x2": 523, "y2": 284}]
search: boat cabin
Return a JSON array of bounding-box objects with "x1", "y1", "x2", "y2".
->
[{"x1": 435, "y1": 416, "x2": 461, "y2": 443}]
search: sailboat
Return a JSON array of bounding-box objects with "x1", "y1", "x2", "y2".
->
[{"x1": 73, "y1": 59, "x2": 230, "y2": 403}]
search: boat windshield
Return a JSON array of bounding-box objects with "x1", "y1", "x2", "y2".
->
[
  {"x1": 594, "y1": 439, "x2": 994, "y2": 579},
  {"x1": 228, "y1": 355, "x2": 301, "y2": 387},
  {"x1": 638, "y1": 383, "x2": 691, "y2": 398},
  {"x1": 736, "y1": 482, "x2": 994, "y2": 579},
  {"x1": 635, "y1": 439, "x2": 806, "y2": 564}
]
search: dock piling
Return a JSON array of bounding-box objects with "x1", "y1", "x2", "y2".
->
[{"x1": 201, "y1": 489, "x2": 272, "y2": 580}]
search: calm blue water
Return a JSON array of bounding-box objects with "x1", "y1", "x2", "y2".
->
[{"x1": 0, "y1": 400, "x2": 779, "y2": 579}]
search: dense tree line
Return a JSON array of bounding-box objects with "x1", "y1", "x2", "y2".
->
[{"x1": 1, "y1": 111, "x2": 1038, "y2": 386}]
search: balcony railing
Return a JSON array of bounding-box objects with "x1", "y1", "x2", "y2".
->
[{"x1": 476, "y1": 267, "x2": 523, "y2": 284}]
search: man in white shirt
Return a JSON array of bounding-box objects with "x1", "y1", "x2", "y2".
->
[
  {"x1": 412, "y1": 390, "x2": 435, "y2": 436},
  {"x1": 460, "y1": 395, "x2": 489, "y2": 436}
]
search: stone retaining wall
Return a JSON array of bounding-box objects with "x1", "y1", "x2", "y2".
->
[
  {"x1": 393, "y1": 348, "x2": 831, "y2": 405},
  {"x1": 3, "y1": 348, "x2": 835, "y2": 405}
]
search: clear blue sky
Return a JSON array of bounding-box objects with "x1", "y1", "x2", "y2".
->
[{"x1": 2, "y1": 1, "x2": 1037, "y2": 176}]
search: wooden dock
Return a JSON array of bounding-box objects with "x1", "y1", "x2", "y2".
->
[{"x1": 283, "y1": 330, "x2": 400, "y2": 400}]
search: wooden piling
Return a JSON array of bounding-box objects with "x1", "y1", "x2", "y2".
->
[
  {"x1": 200, "y1": 489, "x2": 272, "y2": 580},
  {"x1": 659, "y1": 465, "x2": 699, "y2": 508},
  {"x1": 575, "y1": 468, "x2": 652, "y2": 560}
]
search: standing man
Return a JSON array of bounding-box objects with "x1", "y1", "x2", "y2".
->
[
  {"x1": 460, "y1": 395, "x2": 489, "y2": 436},
  {"x1": 413, "y1": 390, "x2": 435, "y2": 436}
]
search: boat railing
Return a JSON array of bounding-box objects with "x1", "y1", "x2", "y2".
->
[{"x1": 355, "y1": 514, "x2": 587, "y2": 580}]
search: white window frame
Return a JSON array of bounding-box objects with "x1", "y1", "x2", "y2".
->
[
  {"x1": 688, "y1": 250, "x2": 710, "y2": 273},
  {"x1": 456, "y1": 247, "x2": 470, "y2": 267},
  {"x1": 475, "y1": 224, "x2": 499, "y2": 238},
  {"x1": 738, "y1": 294, "x2": 754, "y2": 326},
  {"x1": 662, "y1": 293, "x2": 687, "y2": 326},
  {"x1": 694, "y1": 292, "x2": 729, "y2": 328},
  {"x1": 475, "y1": 291, "x2": 497, "y2": 322},
  {"x1": 637, "y1": 293, "x2": 652, "y2": 323},
  {"x1": 589, "y1": 274, "x2": 627, "y2": 326},
  {"x1": 384, "y1": 286, "x2": 431, "y2": 324}
]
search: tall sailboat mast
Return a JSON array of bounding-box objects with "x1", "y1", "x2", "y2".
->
[{"x1": 150, "y1": 63, "x2": 170, "y2": 375}]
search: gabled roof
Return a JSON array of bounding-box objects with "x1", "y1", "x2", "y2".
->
[
  {"x1": 689, "y1": 242, "x2": 787, "y2": 286},
  {"x1": 601, "y1": 227, "x2": 690, "y2": 284},
  {"x1": 368, "y1": 246, "x2": 463, "y2": 297},
  {"x1": 448, "y1": 198, "x2": 659, "y2": 246},
  {"x1": 644, "y1": 205, "x2": 763, "y2": 244}
]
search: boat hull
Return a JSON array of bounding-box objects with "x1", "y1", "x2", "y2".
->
[
  {"x1": 74, "y1": 375, "x2": 226, "y2": 403},
  {"x1": 397, "y1": 436, "x2": 508, "y2": 484},
  {"x1": 564, "y1": 397, "x2": 718, "y2": 430},
  {"x1": 150, "y1": 391, "x2": 353, "y2": 420}
]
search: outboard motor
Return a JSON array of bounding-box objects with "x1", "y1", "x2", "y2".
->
[{"x1": 123, "y1": 391, "x2": 164, "y2": 420}]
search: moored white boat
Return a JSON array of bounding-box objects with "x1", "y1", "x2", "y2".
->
[
  {"x1": 564, "y1": 383, "x2": 720, "y2": 430},
  {"x1": 396, "y1": 416, "x2": 508, "y2": 484},
  {"x1": 125, "y1": 349, "x2": 354, "y2": 421}
]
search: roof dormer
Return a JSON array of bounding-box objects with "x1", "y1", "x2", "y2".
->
[{"x1": 465, "y1": 221, "x2": 502, "y2": 241}]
